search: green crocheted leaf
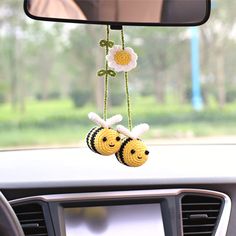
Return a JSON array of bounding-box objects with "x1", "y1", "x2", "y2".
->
[
  {"x1": 99, "y1": 39, "x2": 114, "y2": 48},
  {"x1": 97, "y1": 69, "x2": 106, "y2": 76},
  {"x1": 99, "y1": 40, "x2": 106, "y2": 47},
  {"x1": 107, "y1": 70, "x2": 116, "y2": 77},
  {"x1": 97, "y1": 69, "x2": 116, "y2": 77},
  {"x1": 108, "y1": 41, "x2": 114, "y2": 48}
]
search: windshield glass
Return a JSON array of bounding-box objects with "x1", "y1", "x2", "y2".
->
[{"x1": 0, "y1": 0, "x2": 235, "y2": 150}]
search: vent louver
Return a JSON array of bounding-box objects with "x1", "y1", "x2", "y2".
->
[
  {"x1": 12, "y1": 203, "x2": 48, "y2": 236},
  {"x1": 181, "y1": 195, "x2": 222, "y2": 236}
]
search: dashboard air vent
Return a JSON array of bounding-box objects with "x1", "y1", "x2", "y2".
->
[
  {"x1": 12, "y1": 203, "x2": 48, "y2": 236},
  {"x1": 181, "y1": 195, "x2": 222, "y2": 236}
]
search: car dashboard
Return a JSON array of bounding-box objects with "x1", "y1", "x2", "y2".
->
[{"x1": 1, "y1": 145, "x2": 236, "y2": 236}]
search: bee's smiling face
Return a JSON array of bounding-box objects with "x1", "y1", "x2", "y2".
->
[
  {"x1": 95, "y1": 128, "x2": 121, "y2": 156},
  {"x1": 123, "y1": 139, "x2": 149, "y2": 167}
]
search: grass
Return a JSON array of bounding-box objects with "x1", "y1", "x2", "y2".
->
[{"x1": 0, "y1": 97, "x2": 236, "y2": 148}]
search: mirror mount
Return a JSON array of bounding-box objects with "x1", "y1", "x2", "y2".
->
[{"x1": 110, "y1": 25, "x2": 123, "y2": 31}]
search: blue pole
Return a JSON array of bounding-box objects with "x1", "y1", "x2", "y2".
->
[{"x1": 190, "y1": 27, "x2": 203, "y2": 111}]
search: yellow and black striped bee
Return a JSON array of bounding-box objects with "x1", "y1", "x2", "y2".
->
[
  {"x1": 86, "y1": 112, "x2": 122, "y2": 156},
  {"x1": 115, "y1": 124, "x2": 150, "y2": 167},
  {"x1": 87, "y1": 127, "x2": 121, "y2": 156}
]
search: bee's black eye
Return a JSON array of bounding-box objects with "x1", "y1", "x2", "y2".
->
[
  {"x1": 145, "y1": 150, "x2": 149, "y2": 155},
  {"x1": 116, "y1": 136, "x2": 121, "y2": 141},
  {"x1": 102, "y1": 137, "x2": 107, "y2": 142},
  {"x1": 131, "y1": 149, "x2": 136, "y2": 154}
]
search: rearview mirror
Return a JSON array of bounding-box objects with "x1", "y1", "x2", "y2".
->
[{"x1": 24, "y1": 0, "x2": 211, "y2": 27}]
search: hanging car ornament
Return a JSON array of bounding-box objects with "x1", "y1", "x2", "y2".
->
[
  {"x1": 86, "y1": 26, "x2": 150, "y2": 167},
  {"x1": 115, "y1": 124, "x2": 150, "y2": 167},
  {"x1": 86, "y1": 112, "x2": 123, "y2": 156}
]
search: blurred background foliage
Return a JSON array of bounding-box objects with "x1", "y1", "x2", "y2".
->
[{"x1": 0, "y1": 0, "x2": 236, "y2": 148}]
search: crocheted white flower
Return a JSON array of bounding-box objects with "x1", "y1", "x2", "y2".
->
[{"x1": 106, "y1": 45, "x2": 138, "y2": 72}]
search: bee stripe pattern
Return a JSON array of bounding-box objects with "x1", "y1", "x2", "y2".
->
[
  {"x1": 116, "y1": 137, "x2": 149, "y2": 167},
  {"x1": 90, "y1": 127, "x2": 104, "y2": 154},
  {"x1": 115, "y1": 138, "x2": 132, "y2": 166},
  {"x1": 87, "y1": 127, "x2": 104, "y2": 154},
  {"x1": 86, "y1": 127, "x2": 97, "y2": 150}
]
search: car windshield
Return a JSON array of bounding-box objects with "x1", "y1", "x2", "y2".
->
[{"x1": 0, "y1": 0, "x2": 235, "y2": 150}]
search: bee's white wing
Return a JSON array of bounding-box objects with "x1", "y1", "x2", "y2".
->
[
  {"x1": 88, "y1": 112, "x2": 108, "y2": 128},
  {"x1": 105, "y1": 114, "x2": 123, "y2": 127},
  {"x1": 131, "y1": 123, "x2": 149, "y2": 139},
  {"x1": 117, "y1": 125, "x2": 136, "y2": 139}
]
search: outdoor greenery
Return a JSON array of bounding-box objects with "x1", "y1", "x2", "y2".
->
[
  {"x1": 0, "y1": 0, "x2": 236, "y2": 149},
  {"x1": 1, "y1": 97, "x2": 236, "y2": 148}
]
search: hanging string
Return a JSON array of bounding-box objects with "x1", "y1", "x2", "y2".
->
[
  {"x1": 103, "y1": 25, "x2": 110, "y2": 121},
  {"x1": 121, "y1": 28, "x2": 133, "y2": 130}
]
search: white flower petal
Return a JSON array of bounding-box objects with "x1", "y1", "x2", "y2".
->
[
  {"x1": 132, "y1": 53, "x2": 138, "y2": 61},
  {"x1": 124, "y1": 67, "x2": 132, "y2": 72},
  {"x1": 118, "y1": 65, "x2": 127, "y2": 72},
  {"x1": 128, "y1": 60, "x2": 136, "y2": 67},
  {"x1": 106, "y1": 55, "x2": 114, "y2": 62},
  {"x1": 113, "y1": 45, "x2": 122, "y2": 51},
  {"x1": 125, "y1": 47, "x2": 134, "y2": 54},
  {"x1": 107, "y1": 62, "x2": 113, "y2": 68},
  {"x1": 132, "y1": 64, "x2": 136, "y2": 68},
  {"x1": 107, "y1": 51, "x2": 115, "y2": 59},
  {"x1": 127, "y1": 65, "x2": 135, "y2": 70},
  {"x1": 113, "y1": 67, "x2": 123, "y2": 72},
  {"x1": 109, "y1": 62, "x2": 117, "y2": 69}
]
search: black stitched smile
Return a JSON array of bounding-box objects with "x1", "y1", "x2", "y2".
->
[
  {"x1": 138, "y1": 156, "x2": 142, "y2": 159},
  {"x1": 109, "y1": 144, "x2": 115, "y2": 147}
]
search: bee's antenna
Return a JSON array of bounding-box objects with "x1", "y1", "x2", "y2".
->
[
  {"x1": 105, "y1": 114, "x2": 123, "y2": 127},
  {"x1": 88, "y1": 112, "x2": 108, "y2": 128},
  {"x1": 131, "y1": 123, "x2": 150, "y2": 139}
]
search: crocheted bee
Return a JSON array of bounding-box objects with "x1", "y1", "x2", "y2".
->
[
  {"x1": 115, "y1": 124, "x2": 150, "y2": 167},
  {"x1": 86, "y1": 112, "x2": 123, "y2": 156}
]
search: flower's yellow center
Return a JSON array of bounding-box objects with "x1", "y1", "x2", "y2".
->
[{"x1": 114, "y1": 50, "x2": 132, "y2": 65}]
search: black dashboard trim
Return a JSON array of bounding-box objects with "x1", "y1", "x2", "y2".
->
[{"x1": 9, "y1": 189, "x2": 231, "y2": 236}]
